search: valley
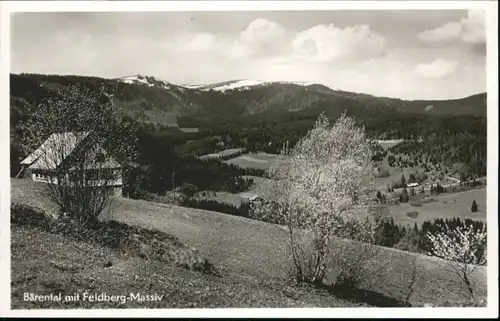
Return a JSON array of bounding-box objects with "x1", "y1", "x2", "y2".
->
[
  {"x1": 9, "y1": 72, "x2": 489, "y2": 308},
  {"x1": 10, "y1": 72, "x2": 487, "y2": 228}
]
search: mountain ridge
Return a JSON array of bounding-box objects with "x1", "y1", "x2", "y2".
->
[
  {"x1": 10, "y1": 73, "x2": 487, "y2": 130},
  {"x1": 112, "y1": 73, "x2": 483, "y2": 102}
]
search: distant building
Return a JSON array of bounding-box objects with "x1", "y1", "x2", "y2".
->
[
  {"x1": 20, "y1": 132, "x2": 123, "y2": 197},
  {"x1": 239, "y1": 192, "x2": 259, "y2": 202}
]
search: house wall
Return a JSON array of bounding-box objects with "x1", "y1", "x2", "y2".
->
[
  {"x1": 32, "y1": 171, "x2": 55, "y2": 183},
  {"x1": 30, "y1": 168, "x2": 122, "y2": 187},
  {"x1": 113, "y1": 186, "x2": 123, "y2": 197}
]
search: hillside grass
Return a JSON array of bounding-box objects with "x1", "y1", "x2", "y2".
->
[
  {"x1": 12, "y1": 225, "x2": 361, "y2": 309},
  {"x1": 10, "y1": 179, "x2": 487, "y2": 307}
]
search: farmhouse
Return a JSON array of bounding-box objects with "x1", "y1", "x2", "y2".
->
[{"x1": 20, "y1": 132, "x2": 123, "y2": 197}]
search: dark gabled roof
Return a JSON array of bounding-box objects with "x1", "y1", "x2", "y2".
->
[{"x1": 21, "y1": 131, "x2": 121, "y2": 170}]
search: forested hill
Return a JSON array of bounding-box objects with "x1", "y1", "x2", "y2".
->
[
  {"x1": 10, "y1": 73, "x2": 487, "y2": 188},
  {"x1": 10, "y1": 73, "x2": 486, "y2": 131}
]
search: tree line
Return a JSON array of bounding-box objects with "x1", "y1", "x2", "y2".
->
[{"x1": 373, "y1": 216, "x2": 486, "y2": 262}]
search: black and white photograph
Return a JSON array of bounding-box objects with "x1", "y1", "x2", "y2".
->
[{"x1": 0, "y1": 0, "x2": 498, "y2": 318}]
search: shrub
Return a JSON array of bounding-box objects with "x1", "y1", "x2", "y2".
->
[
  {"x1": 406, "y1": 211, "x2": 419, "y2": 218},
  {"x1": 182, "y1": 198, "x2": 250, "y2": 218},
  {"x1": 10, "y1": 203, "x2": 57, "y2": 233},
  {"x1": 375, "y1": 169, "x2": 390, "y2": 178},
  {"x1": 421, "y1": 197, "x2": 437, "y2": 204},
  {"x1": 329, "y1": 242, "x2": 381, "y2": 291}
]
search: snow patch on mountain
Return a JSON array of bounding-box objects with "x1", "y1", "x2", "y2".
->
[
  {"x1": 118, "y1": 74, "x2": 154, "y2": 87},
  {"x1": 117, "y1": 74, "x2": 171, "y2": 90},
  {"x1": 183, "y1": 84, "x2": 208, "y2": 89},
  {"x1": 117, "y1": 75, "x2": 340, "y2": 92},
  {"x1": 279, "y1": 81, "x2": 314, "y2": 86},
  {"x1": 194, "y1": 79, "x2": 340, "y2": 92},
  {"x1": 211, "y1": 80, "x2": 267, "y2": 92}
]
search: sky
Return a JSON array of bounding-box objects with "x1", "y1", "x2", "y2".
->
[{"x1": 10, "y1": 10, "x2": 487, "y2": 100}]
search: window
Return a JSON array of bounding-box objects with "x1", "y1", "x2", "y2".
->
[
  {"x1": 87, "y1": 170, "x2": 99, "y2": 180},
  {"x1": 96, "y1": 153, "x2": 105, "y2": 163},
  {"x1": 101, "y1": 169, "x2": 116, "y2": 180}
]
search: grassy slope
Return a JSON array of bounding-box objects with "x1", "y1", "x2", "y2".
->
[
  {"x1": 224, "y1": 152, "x2": 285, "y2": 170},
  {"x1": 12, "y1": 225, "x2": 361, "y2": 309},
  {"x1": 11, "y1": 179, "x2": 487, "y2": 306}
]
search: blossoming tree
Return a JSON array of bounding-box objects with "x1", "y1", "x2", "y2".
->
[
  {"x1": 426, "y1": 224, "x2": 487, "y2": 299},
  {"x1": 250, "y1": 112, "x2": 376, "y2": 285}
]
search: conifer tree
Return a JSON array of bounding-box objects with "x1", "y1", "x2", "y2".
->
[{"x1": 471, "y1": 200, "x2": 478, "y2": 213}]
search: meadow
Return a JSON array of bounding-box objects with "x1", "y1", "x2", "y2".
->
[
  {"x1": 192, "y1": 190, "x2": 246, "y2": 207},
  {"x1": 374, "y1": 139, "x2": 404, "y2": 150},
  {"x1": 224, "y1": 152, "x2": 286, "y2": 170},
  {"x1": 198, "y1": 148, "x2": 245, "y2": 160},
  {"x1": 374, "y1": 166, "x2": 427, "y2": 190},
  {"x1": 386, "y1": 188, "x2": 487, "y2": 226}
]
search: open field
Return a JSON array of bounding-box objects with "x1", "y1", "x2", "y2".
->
[
  {"x1": 229, "y1": 175, "x2": 487, "y2": 228},
  {"x1": 387, "y1": 188, "x2": 487, "y2": 226},
  {"x1": 242, "y1": 175, "x2": 275, "y2": 198},
  {"x1": 193, "y1": 191, "x2": 245, "y2": 207},
  {"x1": 178, "y1": 127, "x2": 199, "y2": 133},
  {"x1": 11, "y1": 179, "x2": 487, "y2": 307},
  {"x1": 374, "y1": 166, "x2": 425, "y2": 190},
  {"x1": 374, "y1": 165, "x2": 458, "y2": 191},
  {"x1": 198, "y1": 148, "x2": 244, "y2": 160},
  {"x1": 374, "y1": 139, "x2": 404, "y2": 150},
  {"x1": 224, "y1": 152, "x2": 287, "y2": 170},
  {"x1": 192, "y1": 176, "x2": 272, "y2": 207}
]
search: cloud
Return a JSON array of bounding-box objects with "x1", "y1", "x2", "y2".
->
[
  {"x1": 54, "y1": 30, "x2": 92, "y2": 44},
  {"x1": 291, "y1": 24, "x2": 386, "y2": 63},
  {"x1": 417, "y1": 10, "x2": 485, "y2": 44},
  {"x1": 170, "y1": 19, "x2": 289, "y2": 59},
  {"x1": 461, "y1": 10, "x2": 486, "y2": 44},
  {"x1": 184, "y1": 33, "x2": 219, "y2": 51},
  {"x1": 174, "y1": 19, "x2": 386, "y2": 63},
  {"x1": 417, "y1": 22, "x2": 462, "y2": 43},
  {"x1": 414, "y1": 59, "x2": 459, "y2": 79},
  {"x1": 233, "y1": 18, "x2": 288, "y2": 58}
]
